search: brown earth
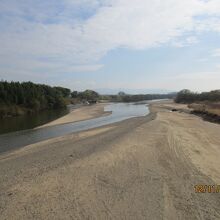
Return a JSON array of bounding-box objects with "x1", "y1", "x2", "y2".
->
[
  {"x1": 188, "y1": 102, "x2": 220, "y2": 124},
  {"x1": 189, "y1": 102, "x2": 220, "y2": 116},
  {"x1": 0, "y1": 100, "x2": 220, "y2": 219}
]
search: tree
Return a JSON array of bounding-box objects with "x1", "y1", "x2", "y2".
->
[
  {"x1": 78, "y1": 90, "x2": 99, "y2": 101},
  {"x1": 54, "y1": 87, "x2": 71, "y2": 97},
  {"x1": 71, "y1": 91, "x2": 78, "y2": 98},
  {"x1": 118, "y1": 91, "x2": 126, "y2": 96},
  {"x1": 175, "y1": 89, "x2": 195, "y2": 103}
]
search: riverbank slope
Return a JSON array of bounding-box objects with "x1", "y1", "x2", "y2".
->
[{"x1": 0, "y1": 101, "x2": 220, "y2": 219}]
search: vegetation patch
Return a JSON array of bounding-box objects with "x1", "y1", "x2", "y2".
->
[
  {"x1": 191, "y1": 110, "x2": 220, "y2": 124},
  {"x1": 175, "y1": 89, "x2": 220, "y2": 124},
  {"x1": 0, "y1": 81, "x2": 70, "y2": 118}
]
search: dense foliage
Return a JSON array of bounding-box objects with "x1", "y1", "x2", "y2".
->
[
  {"x1": 54, "y1": 87, "x2": 71, "y2": 98},
  {"x1": 71, "y1": 90, "x2": 99, "y2": 102},
  {"x1": 0, "y1": 81, "x2": 70, "y2": 117},
  {"x1": 175, "y1": 89, "x2": 220, "y2": 103}
]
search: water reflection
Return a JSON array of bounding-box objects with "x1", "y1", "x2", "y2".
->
[
  {"x1": 0, "y1": 103, "x2": 149, "y2": 154},
  {"x1": 0, "y1": 108, "x2": 69, "y2": 134}
]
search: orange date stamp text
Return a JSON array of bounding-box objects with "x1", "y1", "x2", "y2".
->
[{"x1": 194, "y1": 185, "x2": 220, "y2": 193}]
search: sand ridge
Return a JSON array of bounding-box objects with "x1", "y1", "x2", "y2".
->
[{"x1": 38, "y1": 103, "x2": 111, "y2": 128}]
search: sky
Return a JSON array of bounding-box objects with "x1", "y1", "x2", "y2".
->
[{"x1": 0, "y1": 0, "x2": 220, "y2": 94}]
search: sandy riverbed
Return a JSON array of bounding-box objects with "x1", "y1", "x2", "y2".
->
[
  {"x1": 38, "y1": 103, "x2": 110, "y2": 128},
  {"x1": 0, "y1": 100, "x2": 220, "y2": 219}
]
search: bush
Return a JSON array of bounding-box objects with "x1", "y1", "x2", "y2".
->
[{"x1": 175, "y1": 89, "x2": 220, "y2": 104}]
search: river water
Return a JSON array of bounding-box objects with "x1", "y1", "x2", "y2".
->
[
  {"x1": 0, "y1": 103, "x2": 149, "y2": 154},
  {"x1": 0, "y1": 108, "x2": 70, "y2": 135}
]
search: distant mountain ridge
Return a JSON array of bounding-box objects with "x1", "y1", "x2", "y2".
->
[{"x1": 96, "y1": 88, "x2": 175, "y2": 95}]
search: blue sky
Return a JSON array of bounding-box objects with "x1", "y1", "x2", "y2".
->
[{"x1": 0, "y1": 0, "x2": 220, "y2": 93}]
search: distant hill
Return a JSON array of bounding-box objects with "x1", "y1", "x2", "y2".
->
[{"x1": 96, "y1": 88, "x2": 175, "y2": 95}]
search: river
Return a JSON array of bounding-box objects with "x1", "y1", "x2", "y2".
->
[
  {"x1": 0, "y1": 108, "x2": 70, "y2": 135},
  {"x1": 0, "y1": 103, "x2": 149, "y2": 154}
]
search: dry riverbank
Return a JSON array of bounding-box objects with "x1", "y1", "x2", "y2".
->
[
  {"x1": 0, "y1": 100, "x2": 220, "y2": 219},
  {"x1": 38, "y1": 103, "x2": 110, "y2": 128}
]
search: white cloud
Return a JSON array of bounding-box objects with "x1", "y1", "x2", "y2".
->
[{"x1": 0, "y1": 0, "x2": 220, "y2": 78}]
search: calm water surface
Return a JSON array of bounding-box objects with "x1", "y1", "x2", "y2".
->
[
  {"x1": 0, "y1": 104, "x2": 84, "y2": 135},
  {"x1": 0, "y1": 103, "x2": 149, "y2": 154},
  {"x1": 0, "y1": 108, "x2": 69, "y2": 134}
]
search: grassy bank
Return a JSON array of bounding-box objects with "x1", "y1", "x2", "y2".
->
[
  {"x1": 188, "y1": 103, "x2": 220, "y2": 124},
  {"x1": 175, "y1": 89, "x2": 220, "y2": 124}
]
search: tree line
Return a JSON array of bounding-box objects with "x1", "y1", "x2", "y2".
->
[
  {"x1": 175, "y1": 89, "x2": 220, "y2": 103},
  {"x1": 0, "y1": 80, "x2": 176, "y2": 117},
  {"x1": 0, "y1": 81, "x2": 71, "y2": 117},
  {"x1": 100, "y1": 91, "x2": 176, "y2": 102}
]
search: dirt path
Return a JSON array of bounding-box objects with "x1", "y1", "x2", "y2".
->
[{"x1": 0, "y1": 101, "x2": 220, "y2": 219}]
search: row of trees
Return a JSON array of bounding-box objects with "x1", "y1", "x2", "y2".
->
[
  {"x1": 71, "y1": 90, "x2": 175, "y2": 103},
  {"x1": 100, "y1": 92, "x2": 176, "y2": 102},
  {"x1": 0, "y1": 81, "x2": 71, "y2": 117},
  {"x1": 0, "y1": 80, "x2": 176, "y2": 117},
  {"x1": 175, "y1": 89, "x2": 220, "y2": 103}
]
